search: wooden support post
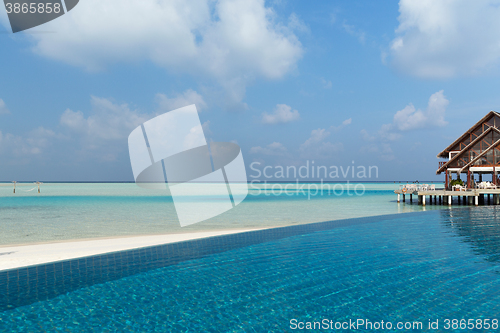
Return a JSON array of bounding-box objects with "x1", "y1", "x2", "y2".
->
[
  {"x1": 475, "y1": 196, "x2": 479, "y2": 206},
  {"x1": 34, "y1": 181, "x2": 42, "y2": 193},
  {"x1": 439, "y1": 196, "x2": 442, "y2": 204},
  {"x1": 403, "y1": 194, "x2": 405, "y2": 202},
  {"x1": 410, "y1": 194, "x2": 413, "y2": 203},
  {"x1": 12, "y1": 181, "x2": 16, "y2": 194},
  {"x1": 398, "y1": 194, "x2": 400, "y2": 203},
  {"x1": 495, "y1": 162, "x2": 497, "y2": 187},
  {"x1": 448, "y1": 196, "x2": 452, "y2": 206},
  {"x1": 423, "y1": 195, "x2": 426, "y2": 206},
  {"x1": 488, "y1": 194, "x2": 491, "y2": 205}
]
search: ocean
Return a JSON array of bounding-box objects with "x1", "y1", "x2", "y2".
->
[{"x1": 0, "y1": 182, "x2": 442, "y2": 246}]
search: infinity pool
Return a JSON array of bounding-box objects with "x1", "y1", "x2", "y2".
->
[{"x1": 1, "y1": 207, "x2": 500, "y2": 331}]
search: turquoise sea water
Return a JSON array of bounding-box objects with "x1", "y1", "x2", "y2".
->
[
  {"x1": 0, "y1": 182, "x2": 443, "y2": 245},
  {"x1": 1, "y1": 207, "x2": 500, "y2": 332}
]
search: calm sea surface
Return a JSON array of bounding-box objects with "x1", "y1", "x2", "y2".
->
[{"x1": 0, "y1": 182, "x2": 443, "y2": 245}]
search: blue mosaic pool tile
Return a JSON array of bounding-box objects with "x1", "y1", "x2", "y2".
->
[{"x1": 0, "y1": 211, "x2": 426, "y2": 312}]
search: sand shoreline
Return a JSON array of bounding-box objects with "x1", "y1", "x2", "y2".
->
[{"x1": 0, "y1": 228, "x2": 266, "y2": 272}]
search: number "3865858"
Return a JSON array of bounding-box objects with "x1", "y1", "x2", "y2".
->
[{"x1": 5, "y1": 3, "x2": 61, "y2": 14}]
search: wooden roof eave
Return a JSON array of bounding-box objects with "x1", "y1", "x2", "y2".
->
[
  {"x1": 458, "y1": 138, "x2": 500, "y2": 173},
  {"x1": 436, "y1": 110, "x2": 500, "y2": 158},
  {"x1": 436, "y1": 126, "x2": 499, "y2": 174}
]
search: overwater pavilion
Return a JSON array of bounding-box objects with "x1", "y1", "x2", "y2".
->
[
  {"x1": 395, "y1": 111, "x2": 500, "y2": 206},
  {"x1": 436, "y1": 111, "x2": 500, "y2": 189}
]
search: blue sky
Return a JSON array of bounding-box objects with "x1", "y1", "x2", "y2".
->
[{"x1": 1, "y1": 0, "x2": 500, "y2": 182}]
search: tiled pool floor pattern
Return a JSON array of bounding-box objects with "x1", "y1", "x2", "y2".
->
[
  {"x1": 1, "y1": 208, "x2": 500, "y2": 331},
  {"x1": 0, "y1": 214, "x2": 390, "y2": 312}
]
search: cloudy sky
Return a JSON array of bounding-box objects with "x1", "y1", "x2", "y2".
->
[{"x1": 1, "y1": 0, "x2": 500, "y2": 181}]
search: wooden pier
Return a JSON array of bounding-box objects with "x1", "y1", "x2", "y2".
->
[{"x1": 394, "y1": 188, "x2": 500, "y2": 206}]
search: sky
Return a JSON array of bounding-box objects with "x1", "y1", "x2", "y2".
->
[{"x1": 1, "y1": 0, "x2": 500, "y2": 182}]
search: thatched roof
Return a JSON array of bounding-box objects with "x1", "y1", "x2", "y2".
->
[{"x1": 437, "y1": 111, "x2": 500, "y2": 158}]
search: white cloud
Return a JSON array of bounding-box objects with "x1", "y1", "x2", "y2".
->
[
  {"x1": 24, "y1": 127, "x2": 58, "y2": 155},
  {"x1": 299, "y1": 128, "x2": 343, "y2": 159},
  {"x1": 1, "y1": 92, "x2": 210, "y2": 165},
  {"x1": 0, "y1": 99, "x2": 10, "y2": 115},
  {"x1": 58, "y1": 96, "x2": 155, "y2": 162},
  {"x1": 27, "y1": 0, "x2": 303, "y2": 102},
  {"x1": 250, "y1": 142, "x2": 288, "y2": 156},
  {"x1": 262, "y1": 104, "x2": 300, "y2": 124},
  {"x1": 373, "y1": 90, "x2": 448, "y2": 142},
  {"x1": 288, "y1": 13, "x2": 309, "y2": 33},
  {"x1": 360, "y1": 129, "x2": 375, "y2": 142},
  {"x1": 378, "y1": 124, "x2": 402, "y2": 142},
  {"x1": 156, "y1": 89, "x2": 207, "y2": 112},
  {"x1": 0, "y1": 127, "x2": 59, "y2": 157},
  {"x1": 331, "y1": 118, "x2": 352, "y2": 131},
  {"x1": 360, "y1": 90, "x2": 449, "y2": 161},
  {"x1": 379, "y1": 144, "x2": 395, "y2": 161},
  {"x1": 393, "y1": 90, "x2": 448, "y2": 131},
  {"x1": 300, "y1": 128, "x2": 330, "y2": 148},
  {"x1": 390, "y1": 0, "x2": 500, "y2": 78},
  {"x1": 60, "y1": 96, "x2": 149, "y2": 145}
]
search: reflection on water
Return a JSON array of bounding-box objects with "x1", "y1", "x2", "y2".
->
[{"x1": 441, "y1": 207, "x2": 500, "y2": 265}]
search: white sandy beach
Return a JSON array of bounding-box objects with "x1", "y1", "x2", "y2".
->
[{"x1": 0, "y1": 228, "x2": 265, "y2": 272}]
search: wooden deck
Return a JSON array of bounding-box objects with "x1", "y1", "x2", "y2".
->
[
  {"x1": 395, "y1": 189, "x2": 500, "y2": 196},
  {"x1": 394, "y1": 188, "x2": 500, "y2": 206}
]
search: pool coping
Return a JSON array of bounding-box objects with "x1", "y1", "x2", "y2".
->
[{"x1": 0, "y1": 229, "x2": 267, "y2": 272}]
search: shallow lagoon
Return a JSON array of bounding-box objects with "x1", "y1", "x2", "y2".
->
[{"x1": 0, "y1": 182, "x2": 443, "y2": 245}]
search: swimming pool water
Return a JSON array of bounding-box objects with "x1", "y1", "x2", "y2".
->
[{"x1": 1, "y1": 207, "x2": 500, "y2": 332}]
